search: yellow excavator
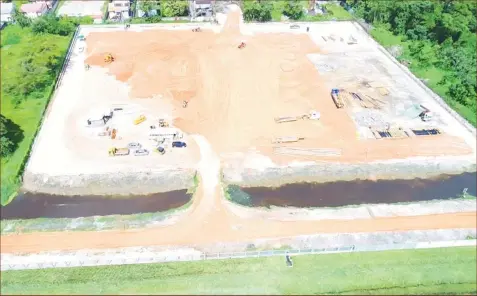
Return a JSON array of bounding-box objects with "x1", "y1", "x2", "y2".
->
[{"x1": 104, "y1": 53, "x2": 115, "y2": 63}]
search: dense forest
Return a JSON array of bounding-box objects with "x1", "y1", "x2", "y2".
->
[{"x1": 344, "y1": 0, "x2": 477, "y2": 125}]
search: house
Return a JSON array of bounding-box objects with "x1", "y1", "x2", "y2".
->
[
  {"x1": 191, "y1": 0, "x2": 214, "y2": 18},
  {"x1": 20, "y1": 2, "x2": 49, "y2": 18},
  {"x1": 1, "y1": 2, "x2": 14, "y2": 23},
  {"x1": 108, "y1": 0, "x2": 130, "y2": 21}
]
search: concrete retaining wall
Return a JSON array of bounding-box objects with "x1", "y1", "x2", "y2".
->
[
  {"x1": 223, "y1": 156, "x2": 477, "y2": 187},
  {"x1": 22, "y1": 168, "x2": 196, "y2": 196}
]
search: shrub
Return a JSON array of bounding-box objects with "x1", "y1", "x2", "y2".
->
[{"x1": 226, "y1": 185, "x2": 252, "y2": 206}]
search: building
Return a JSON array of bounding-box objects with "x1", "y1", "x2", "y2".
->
[
  {"x1": 1, "y1": 2, "x2": 14, "y2": 23},
  {"x1": 108, "y1": 0, "x2": 130, "y2": 21},
  {"x1": 191, "y1": 0, "x2": 214, "y2": 18},
  {"x1": 20, "y1": 2, "x2": 49, "y2": 18}
]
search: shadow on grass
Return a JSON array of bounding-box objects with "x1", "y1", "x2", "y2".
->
[{"x1": 1, "y1": 116, "x2": 24, "y2": 157}]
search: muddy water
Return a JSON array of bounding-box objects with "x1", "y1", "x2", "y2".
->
[
  {"x1": 0, "y1": 190, "x2": 191, "y2": 220},
  {"x1": 242, "y1": 173, "x2": 477, "y2": 208}
]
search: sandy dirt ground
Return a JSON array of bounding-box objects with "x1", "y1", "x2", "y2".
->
[
  {"x1": 6, "y1": 7, "x2": 476, "y2": 255},
  {"x1": 83, "y1": 8, "x2": 473, "y2": 165}
]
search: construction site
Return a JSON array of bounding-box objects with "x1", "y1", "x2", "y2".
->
[{"x1": 4, "y1": 5, "x2": 476, "y2": 264}]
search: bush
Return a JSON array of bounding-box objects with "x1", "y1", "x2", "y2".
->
[
  {"x1": 226, "y1": 185, "x2": 252, "y2": 206},
  {"x1": 283, "y1": 0, "x2": 304, "y2": 20},
  {"x1": 31, "y1": 15, "x2": 93, "y2": 36},
  {"x1": 161, "y1": 0, "x2": 189, "y2": 17},
  {"x1": 243, "y1": 0, "x2": 273, "y2": 22}
]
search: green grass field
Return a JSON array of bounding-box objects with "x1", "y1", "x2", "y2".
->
[
  {"x1": 1, "y1": 247, "x2": 475, "y2": 295},
  {"x1": 1, "y1": 26, "x2": 71, "y2": 205}
]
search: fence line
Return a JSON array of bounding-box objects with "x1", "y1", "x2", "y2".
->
[{"x1": 2, "y1": 239, "x2": 475, "y2": 271}]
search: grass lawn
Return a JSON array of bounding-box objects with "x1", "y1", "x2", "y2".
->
[
  {"x1": 1, "y1": 247, "x2": 475, "y2": 295},
  {"x1": 0, "y1": 26, "x2": 71, "y2": 205}
]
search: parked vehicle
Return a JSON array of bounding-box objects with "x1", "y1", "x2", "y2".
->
[
  {"x1": 134, "y1": 149, "x2": 149, "y2": 156},
  {"x1": 155, "y1": 146, "x2": 166, "y2": 155},
  {"x1": 127, "y1": 142, "x2": 142, "y2": 149},
  {"x1": 172, "y1": 141, "x2": 187, "y2": 148},
  {"x1": 108, "y1": 147, "x2": 129, "y2": 156}
]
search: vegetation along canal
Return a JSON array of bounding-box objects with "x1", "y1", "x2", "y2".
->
[
  {"x1": 0, "y1": 190, "x2": 191, "y2": 219},
  {"x1": 238, "y1": 172, "x2": 476, "y2": 208}
]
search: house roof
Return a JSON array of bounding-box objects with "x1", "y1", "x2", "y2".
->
[
  {"x1": 1, "y1": 3, "x2": 14, "y2": 14},
  {"x1": 21, "y1": 2, "x2": 47, "y2": 14},
  {"x1": 196, "y1": 0, "x2": 212, "y2": 5}
]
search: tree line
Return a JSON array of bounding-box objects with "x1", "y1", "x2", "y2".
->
[{"x1": 344, "y1": 0, "x2": 476, "y2": 118}]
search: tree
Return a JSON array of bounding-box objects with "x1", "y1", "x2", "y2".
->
[
  {"x1": 161, "y1": 0, "x2": 189, "y2": 17},
  {"x1": 11, "y1": 7, "x2": 31, "y2": 28},
  {"x1": 139, "y1": 0, "x2": 160, "y2": 17},
  {"x1": 283, "y1": 0, "x2": 304, "y2": 20},
  {"x1": 243, "y1": 0, "x2": 272, "y2": 22},
  {"x1": 0, "y1": 115, "x2": 23, "y2": 158}
]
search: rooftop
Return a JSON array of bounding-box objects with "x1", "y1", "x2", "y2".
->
[
  {"x1": 21, "y1": 2, "x2": 47, "y2": 14},
  {"x1": 1, "y1": 2, "x2": 14, "y2": 14}
]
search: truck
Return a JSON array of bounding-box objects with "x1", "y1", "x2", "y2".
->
[
  {"x1": 331, "y1": 88, "x2": 344, "y2": 108},
  {"x1": 419, "y1": 105, "x2": 434, "y2": 122},
  {"x1": 108, "y1": 147, "x2": 130, "y2": 156}
]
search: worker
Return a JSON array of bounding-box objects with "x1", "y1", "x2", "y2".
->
[
  {"x1": 285, "y1": 252, "x2": 293, "y2": 267},
  {"x1": 307, "y1": 26, "x2": 310, "y2": 32},
  {"x1": 183, "y1": 100, "x2": 188, "y2": 108}
]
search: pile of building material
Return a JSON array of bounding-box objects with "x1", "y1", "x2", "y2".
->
[
  {"x1": 274, "y1": 110, "x2": 320, "y2": 123},
  {"x1": 371, "y1": 127, "x2": 410, "y2": 139},
  {"x1": 274, "y1": 147, "x2": 342, "y2": 157},
  {"x1": 272, "y1": 137, "x2": 304, "y2": 144},
  {"x1": 351, "y1": 93, "x2": 384, "y2": 109}
]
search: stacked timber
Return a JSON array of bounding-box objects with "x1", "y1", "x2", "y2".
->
[{"x1": 274, "y1": 147, "x2": 342, "y2": 157}]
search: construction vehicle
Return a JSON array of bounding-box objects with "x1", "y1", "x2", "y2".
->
[
  {"x1": 274, "y1": 110, "x2": 320, "y2": 123},
  {"x1": 158, "y1": 119, "x2": 169, "y2": 128},
  {"x1": 238, "y1": 42, "x2": 246, "y2": 49},
  {"x1": 419, "y1": 105, "x2": 434, "y2": 122},
  {"x1": 272, "y1": 137, "x2": 305, "y2": 144},
  {"x1": 134, "y1": 114, "x2": 146, "y2": 125},
  {"x1": 172, "y1": 141, "x2": 187, "y2": 148},
  {"x1": 154, "y1": 146, "x2": 166, "y2": 155},
  {"x1": 134, "y1": 149, "x2": 149, "y2": 156},
  {"x1": 127, "y1": 142, "x2": 142, "y2": 149},
  {"x1": 87, "y1": 110, "x2": 113, "y2": 127},
  {"x1": 98, "y1": 126, "x2": 117, "y2": 138},
  {"x1": 331, "y1": 88, "x2": 344, "y2": 108},
  {"x1": 192, "y1": 27, "x2": 202, "y2": 32},
  {"x1": 108, "y1": 147, "x2": 130, "y2": 156},
  {"x1": 104, "y1": 53, "x2": 114, "y2": 63}
]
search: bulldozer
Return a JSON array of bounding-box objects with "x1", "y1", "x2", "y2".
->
[
  {"x1": 158, "y1": 119, "x2": 169, "y2": 128},
  {"x1": 134, "y1": 114, "x2": 146, "y2": 125},
  {"x1": 104, "y1": 53, "x2": 115, "y2": 63}
]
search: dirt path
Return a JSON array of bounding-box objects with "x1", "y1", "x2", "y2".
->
[{"x1": 3, "y1": 7, "x2": 475, "y2": 255}]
